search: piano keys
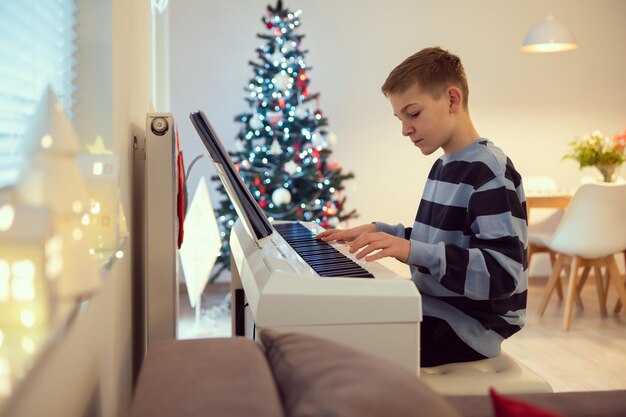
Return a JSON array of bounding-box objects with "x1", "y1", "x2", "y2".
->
[{"x1": 273, "y1": 222, "x2": 374, "y2": 278}]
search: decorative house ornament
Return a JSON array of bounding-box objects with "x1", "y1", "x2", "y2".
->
[
  {"x1": 16, "y1": 87, "x2": 100, "y2": 300},
  {"x1": 54, "y1": 217, "x2": 100, "y2": 299},
  {"x1": 77, "y1": 153, "x2": 120, "y2": 252},
  {"x1": 17, "y1": 88, "x2": 90, "y2": 217},
  {"x1": 0, "y1": 204, "x2": 57, "y2": 331}
]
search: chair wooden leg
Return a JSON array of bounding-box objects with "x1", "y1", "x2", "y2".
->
[
  {"x1": 593, "y1": 264, "x2": 608, "y2": 316},
  {"x1": 538, "y1": 254, "x2": 567, "y2": 316},
  {"x1": 549, "y1": 252, "x2": 564, "y2": 301},
  {"x1": 574, "y1": 265, "x2": 591, "y2": 310},
  {"x1": 563, "y1": 257, "x2": 581, "y2": 331},
  {"x1": 614, "y1": 251, "x2": 626, "y2": 313},
  {"x1": 608, "y1": 256, "x2": 626, "y2": 314}
]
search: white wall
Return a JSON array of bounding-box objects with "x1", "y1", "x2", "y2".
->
[{"x1": 170, "y1": 0, "x2": 626, "y2": 233}]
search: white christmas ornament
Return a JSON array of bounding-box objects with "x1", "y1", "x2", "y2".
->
[
  {"x1": 294, "y1": 105, "x2": 308, "y2": 119},
  {"x1": 272, "y1": 187, "x2": 292, "y2": 205},
  {"x1": 269, "y1": 138, "x2": 283, "y2": 155},
  {"x1": 284, "y1": 160, "x2": 299, "y2": 175},
  {"x1": 249, "y1": 115, "x2": 263, "y2": 130},
  {"x1": 273, "y1": 72, "x2": 292, "y2": 90},
  {"x1": 270, "y1": 50, "x2": 283, "y2": 65},
  {"x1": 311, "y1": 132, "x2": 327, "y2": 148}
]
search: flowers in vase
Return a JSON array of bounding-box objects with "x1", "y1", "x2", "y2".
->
[{"x1": 563, "y1": 129, "x2": 625, "y2": 181}]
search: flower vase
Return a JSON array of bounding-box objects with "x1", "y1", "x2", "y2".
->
[{"x1": 596, "y1": 164, "x2": 618, "y2": 182}]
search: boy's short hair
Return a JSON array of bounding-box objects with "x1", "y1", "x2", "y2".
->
[{"x1": 381, "y1": 47, "x2": 469, "y2": 108}]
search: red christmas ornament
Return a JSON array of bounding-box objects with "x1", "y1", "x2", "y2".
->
[
  {"x1": 259, "y1": 199, "x2": 268, "y2": 209},
  {"x1": 277, "y1": 98, "x2": 286, "y2": 109},
  {"x1": 302, "y1": 87, "x2": 309, "y2": 98},
  {"x1": 327, "y1": 161, "x2": 340, "y2": 171},
  {"x1": 296, "y1": 70, "x2": 307, "y2": 88},
  {"x1": 254, "y1": 177, "x2": 261, "y2": 186},
  {"x1": 267, "y1": 111, "x2": 283, "y2": 125},
  {"x1": 266, "y1": 21, "x2": 274, "y2": 29},
  {"x1": 274, "y1": 28, "x2": 281, "y2": 37}
]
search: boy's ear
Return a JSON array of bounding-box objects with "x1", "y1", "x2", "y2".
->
[{"x1": 447, "y1": 87, "x2": 463, "y2": 113}]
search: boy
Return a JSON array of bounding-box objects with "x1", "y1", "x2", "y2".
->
[{"x1": 317, "y1": 47, "x2": 528, "y2": 367}]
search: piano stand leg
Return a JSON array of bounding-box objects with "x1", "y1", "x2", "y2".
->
[
  {"x1": 233, "y1": 289, "x2": 245, "y2": 336},
  {"x1": 230, "y1": 255, "x2": 245, "y2": 336}
]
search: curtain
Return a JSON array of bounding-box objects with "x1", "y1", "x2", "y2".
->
[{"x1": 0, "y1": 0, "x2": 78, "y2": 188}]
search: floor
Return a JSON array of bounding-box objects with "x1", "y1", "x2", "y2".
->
[
  {"x1": 178, "y1": 272, "x2": 626, "y2": 393},
  {"x1": 503, "y1": 275, "x2": 626, "y2": 392}
]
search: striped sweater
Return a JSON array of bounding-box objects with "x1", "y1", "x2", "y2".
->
[{"x1": 376, "y1": 139, "x2": 528, "y2": 357}]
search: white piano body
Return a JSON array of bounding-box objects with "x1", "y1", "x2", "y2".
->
[{"x1": 230, "y1": 219, "x2": 423, "y2": 375}]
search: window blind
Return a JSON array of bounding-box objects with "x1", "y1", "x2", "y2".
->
[{"x1": 0, "y1": 0, "x2": 78, "y2": 188}]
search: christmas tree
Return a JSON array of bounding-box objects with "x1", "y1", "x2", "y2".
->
[{"x1": 211, "y1": 0, "x2": 358, "y2": 279}]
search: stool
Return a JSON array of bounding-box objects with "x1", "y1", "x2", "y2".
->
[{"x1": 420, "y1": 352, "x2": 553, "y2": 396}]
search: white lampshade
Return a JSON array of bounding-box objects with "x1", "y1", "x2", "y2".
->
[{"x1": 522, "y1": 14, "x2": 578, "y2": 53}]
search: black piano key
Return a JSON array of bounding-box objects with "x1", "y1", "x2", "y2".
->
[
  {"x1": 296, "y1": 248, "x2": 339, "y2": 256},
  {"x1": 320, "y1": 269, "x2": 374, "y2": 278},
  {"x1": 306, "y1": 258, "x2": 357, "y2": 267},
  {"x1": 274, "y1": 223, "x2": 374, "y2": 279},
  {"x1": 311, "y1": 264, "x2": 360, "y2": 272}
]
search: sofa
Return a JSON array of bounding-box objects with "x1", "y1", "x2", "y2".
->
[{"x1": 130, "y1": 330, "x2": 626, "y2": 417}]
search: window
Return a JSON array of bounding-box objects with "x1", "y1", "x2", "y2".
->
[{"x1": 0, "y1": 0, "x2": 78, "y2": 188}]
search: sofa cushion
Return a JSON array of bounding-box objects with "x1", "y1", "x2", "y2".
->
[
  {"x1": 130, "y1": 337, "x2": 285, "y2": 417},
  {"x1": 260, "y1": 329, "x2": 462, "y2": 417},
  {"x1": 447, "y1": 389, "x2": 626, "y2": 417},
  {"x1": 489, "y1": 388, "x2": 563, "y2": 417}
]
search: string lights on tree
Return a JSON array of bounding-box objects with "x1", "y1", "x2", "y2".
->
[{"x1": 210, "y1": 0, "x2": 358, "y2": 279}]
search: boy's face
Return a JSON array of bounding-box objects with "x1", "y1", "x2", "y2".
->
[{"x1": 389, "y1": 83, "x2": 457, "y2": 156}]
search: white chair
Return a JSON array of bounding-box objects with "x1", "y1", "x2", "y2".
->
[
  {"x1": 530, "y1": 182, "x2": 626, "y2": 330},
  {"x1": 524, "y1": 175, "x2": 566, "y2": 299}
]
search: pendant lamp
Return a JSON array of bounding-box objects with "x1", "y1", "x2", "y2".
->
[{"x1": 522, "y1": 14, "x2": 578, "y2": 53}]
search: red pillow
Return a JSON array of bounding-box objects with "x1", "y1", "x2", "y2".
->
[{"x1": 490, "y1": 388, "x2": 564, "y2": 417}]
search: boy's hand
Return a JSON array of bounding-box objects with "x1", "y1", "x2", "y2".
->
[
  {"x1": 348, "y1": 232, "x2": 410, "y2": 264},
  {"x1": 316, "y1": 223, "x2": 376, "y2": 243}
]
